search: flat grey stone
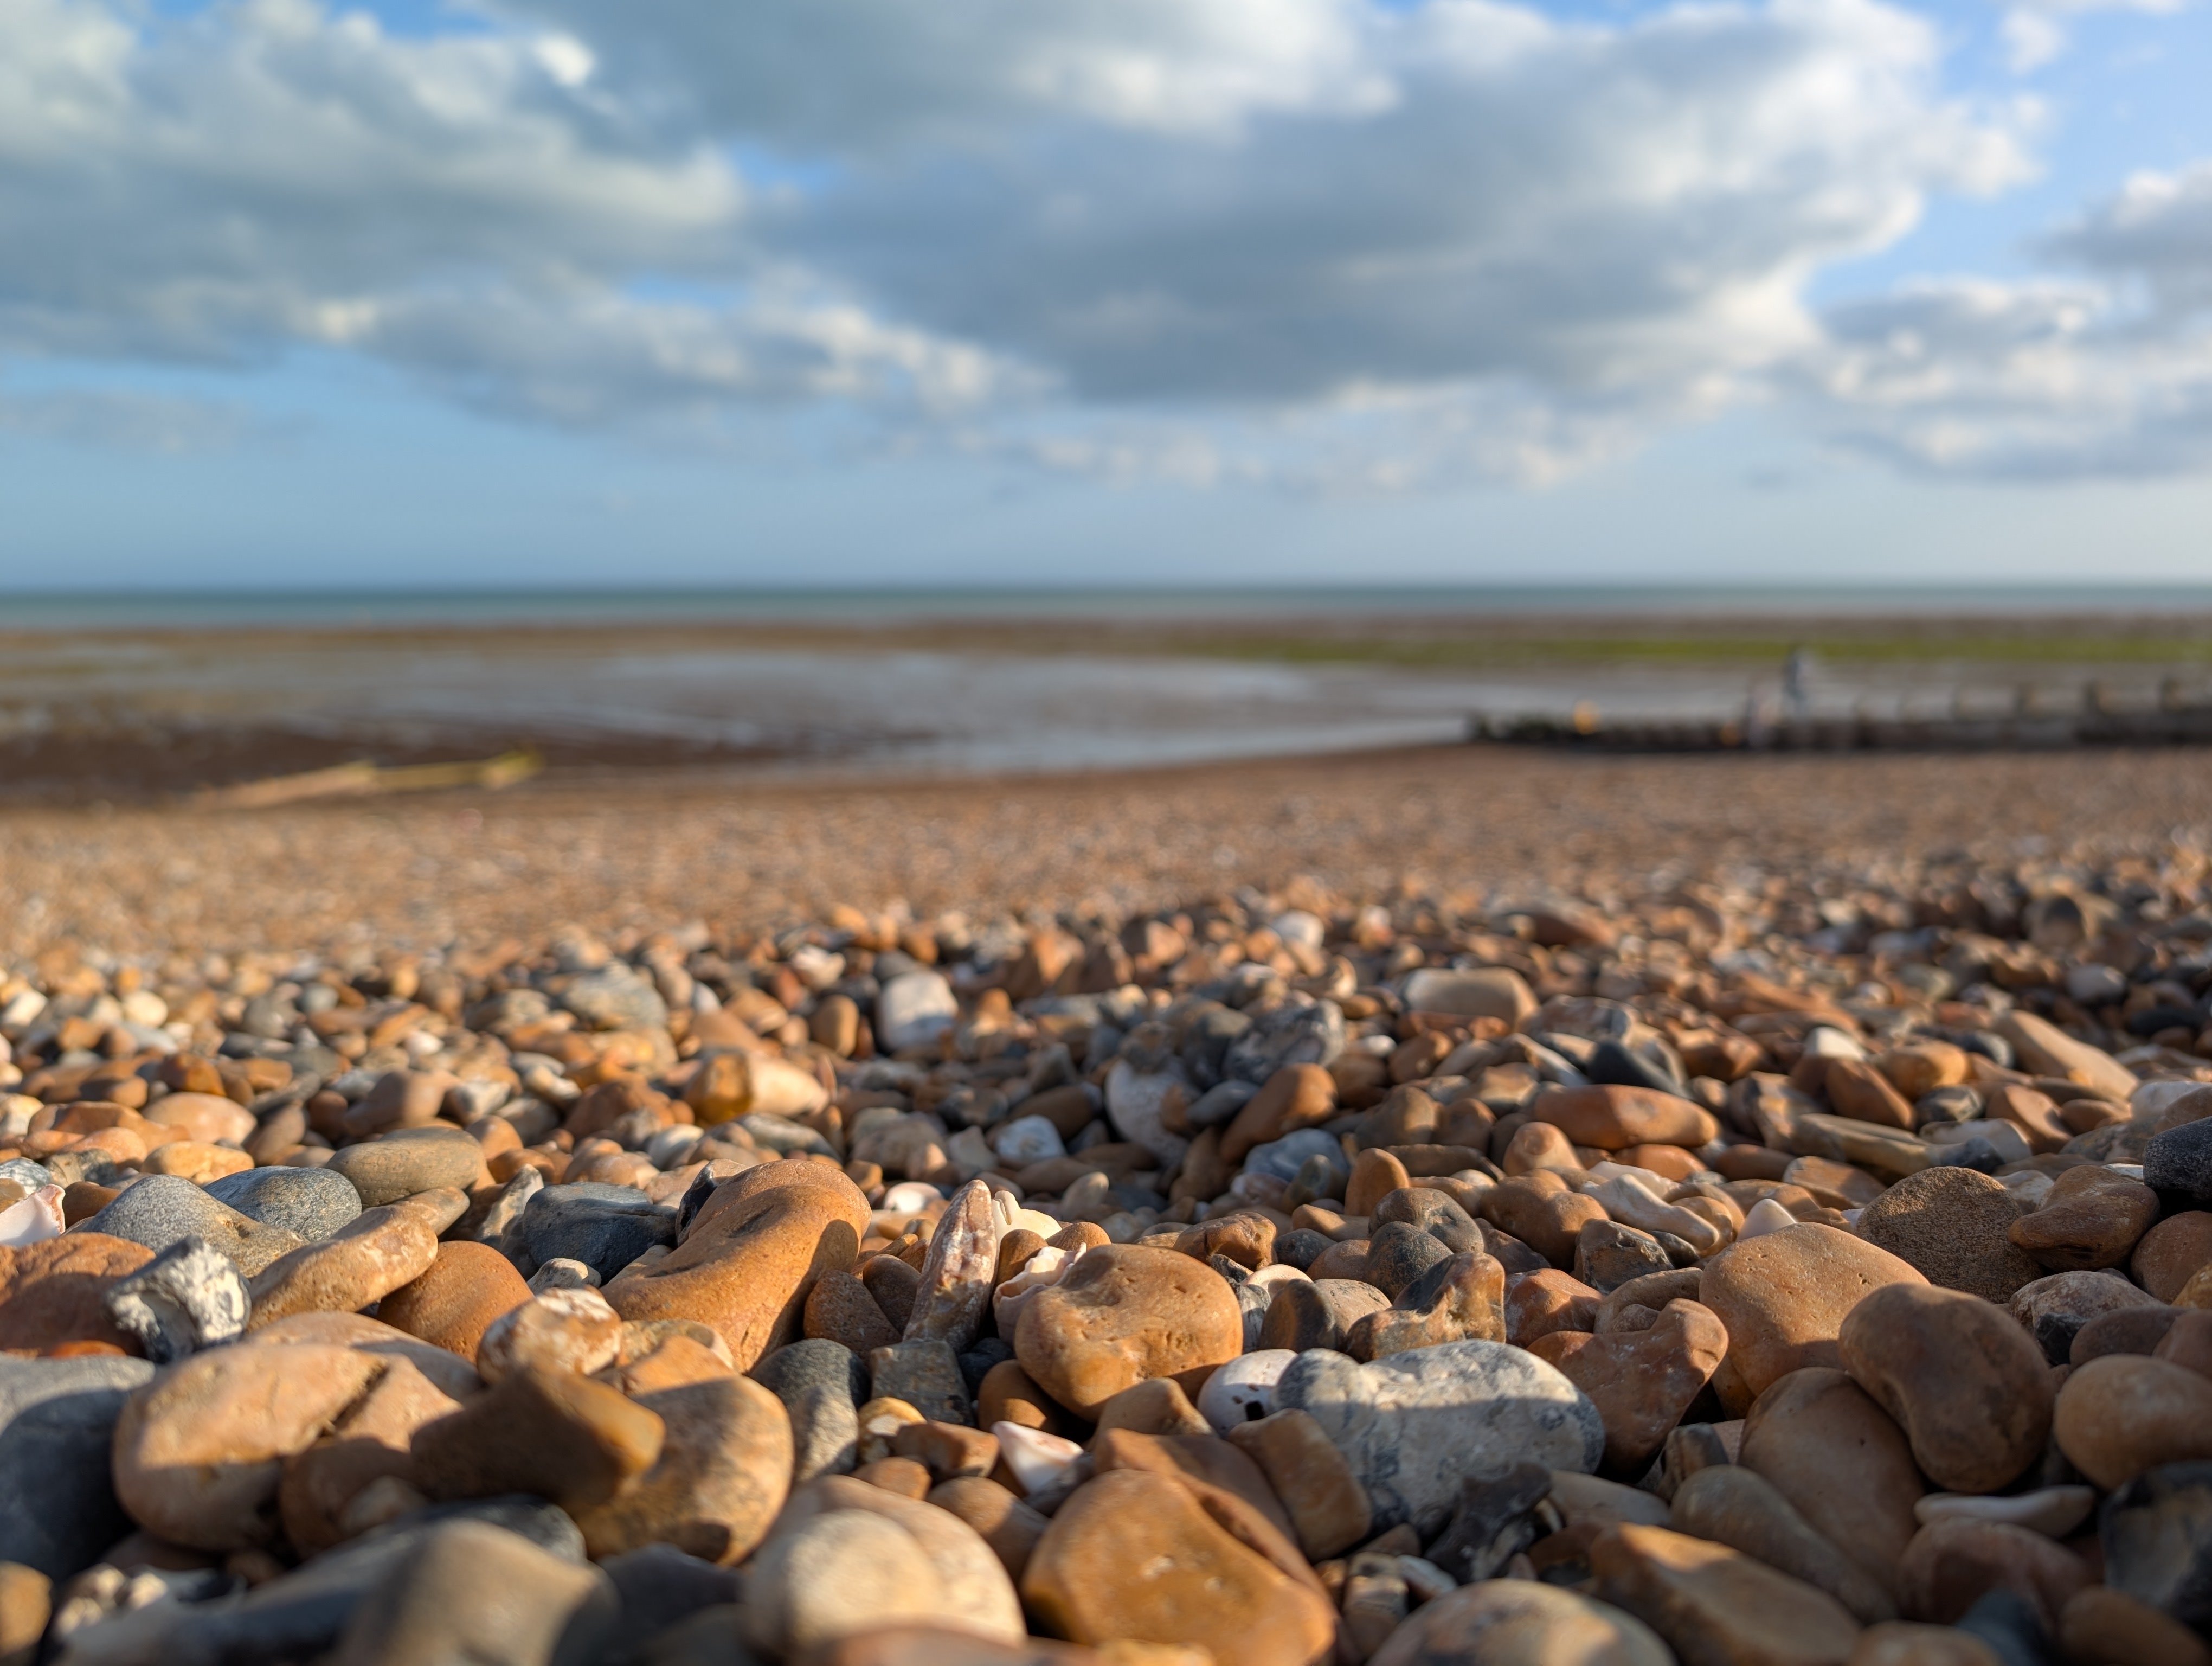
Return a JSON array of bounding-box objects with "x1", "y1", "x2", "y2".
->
[
  {"x1": 516, "y1": 1182, "x2": 677, "y2": 1280},
  {"x1": 326, "y1": 1125, "x2": 483, "y2": 1207},
  {"x1": 206, "y1": 1165, "x2": 365, "y2": 1240},
  {"x1": 83, "y1": 1175, "x2": 304, "y2": 1277}
]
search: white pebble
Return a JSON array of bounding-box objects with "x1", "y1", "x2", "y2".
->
[
  {"x1": 1737, "y1": 1198, "x2": 1798, "y2": 1240},
  {"x1": 1197, "y1": 1349, "x2": 1296, "y2": 1432},
  {"x1": 995, "y1": 1422, "x2": 1083, "y2": 1494}
]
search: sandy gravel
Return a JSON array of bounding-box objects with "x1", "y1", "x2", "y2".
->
[{"x1": 5, "y1": 745, "x2": 2211, "y2": 963}]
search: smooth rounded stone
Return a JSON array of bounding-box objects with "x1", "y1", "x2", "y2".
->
[
  {"x1": 1371, "y1": 1578, "x2": 1669, "y2": 1666},
  {"x1": 755, "y1": 1339, "x2": 866, "y2": 1482},
  {"x1": 479, "y1": 1286, "x2": 626, "y2": 1381},
  {"x1": 1574, "y1": 1219, "x2": 1677, "y2": 1294},
  {"x1": 1013, "y1": 1245, "x2": 1239, "y2": 1418},
  {"x1": 1673, "y1": 1465, "x2": 1895, "y2": 1624},
  {"x1": 1276, "y1": 1340, "x2": 1603, "y2": 1537},
  {"x1": 413, "y1": 1363, "x2": 666, "y2": 1512},
  {"x1": 598, "y1": 1543, "x2": 743, "y2": 1639},
  {"x1": 204, "y1": 1166, "x2": 365, "y2": 1242},
  {"x1": 1372, "y1": 1186, "x2": 1484, "y2": 1251},
  {"x1": 992, "y1": 1116, "x2": 1065, "y2": 1165},
  {"x1": 2069, "y1": 1303, "x2": 2184, "y2": 1366},
  {"x1": 2133, "y1": 1210, "x2": 2212, "y2": 1303},
  {"x1": 279, "y1": 1351, "x2": 467, "y2": 1557},
  {"x1": 1583, "y1": 1175, "x2": 1725, "y2": 1257},
  {"x1": 377, "y1": 1241, "x2": 532, "y2": 1364},
  {"x1": 876, "y1": 971, "x2": 959, "y2": 1053},
  {"x1": 864, "y1": 1257, "x2": 923, "y2": 1333},
  {"x1": 1222, "y1": 998, "x2": 1346, "y2": 1086},
  {"x1": 2147, "y1": 1118, "x2": 2212, "y2": 1212},
  {"x1": 1503, "y1": 1119, "x2": 1585, "y2": 1177},
  {"x1": 330, "y1": 1516, "x2": 616, "y2": 1666},
  {"x1": 2005, "y1": 1165, "x2": 2159, "y2": 1271},
  {"x1": 574, "y1": 1375, "x2": 794, "y2": 1564},
  {"x1": 1531, "y1": 1299, "x2": 1727, "y2": 1473},
  {"x1": 2099, "y1": 1460, "x2": 2212, "y2": 1632},
  {"x1": 325, "y1": 1126, "x2": 483, "y2": 1208},
  {"x1": 103, "y1": 1236, "x2": 251, "y2": 1363},
  {"x1": 1020, "y1": 1468, "x2": 1335, "y2": 1666},
  {"x1": 0, "y1": 1354, "x2": 156, "y2": 1578},
  {"x1": 1242, "y1": 1129, "x2": 1343, "y2": 1190},
  {"x1": 807, "y1": 1270, "x2": 902, "y2": 1356},
  {"x1": 1739, "y1": 1368, "x2": 1926, "y2": 1603},
  {"x1": 748, "y1": 1477, "x2": 1026, "y2": 1657},
  {"x1": 113, "y1": 1341, "x2": 386, "y2": 1548},
  {"x1": 1894, "y1": 1518, "x2": 2091, "y2": 1630},
  {"x1": 1856, "y1": 1168, "x2": 2041, "y2": 1304},
  {"x1": 1848, "y1": 1622, "x2": 2004, "y2": 1665},
  {"x1": 1915, "y1": 1486, "x2": 2095, "y2": 1539},
  {"x1": 2009, "y1": 1269, "x2": 2162, "y2": 1364},
  {"x1": 1534, "y1": 1085, "x2": 1720, "y2": 1151},
  {"x1": 869, "y1": 1341, "x2": 972, "y2": 1427},
  {"x1": 475, "y1": 1166, "x2": 545, "y2": 1249},
  {"x1": 1591, "y1": 1521, "x2": 1862, "y2": 1666},
  {"x1": 1218, "y1": 1065, "x2": 1333, "y2": 1163},
  {"x1": 1225, "y1": 1407, "x2": 1374, "y2": 1559},
  {"x1": 343, "y1": 1068, "x2": 462, "y2": 1138},
  {"x1": 1349, "y1": 1250, "x2": 1508, "y2": 1360},
  {"x1": 1506, "y1": 1268, "x2": 1603, "y2": 1346},
  {"x1": 904, "y1": 1180, "x2": 1001, "y2": 1355},
  {"x1": 1478, "y1": 1171, "x2": 1608, "y2": 1266},
  {"x1": 607, "y1": 1162, "x2": 871, "y2": 1371},
  {"x1": 1701, "y1": 1225, "x2": 1927, "y2": 1401},
  {"x1": 141, "y1": 1090, "x2": 255, "y2": 1145},
  {"x1": 1994, "y1": 1011, "x2": 2137, "y2": 1101},
  {"x1": 1103, "y1": 1061, "x2": 1192, "y2": 1170},
  {"x1": 1838, "y1": 1283, "x2": 2054, "y2": 1495},
  {"x1": 517, "y1": 1182, "x2": 680, "y2": 1283},
  {"x1": 1258, "y1": 1278, "x2": 1388, "y2": 1353},
  {"x1": 1401, "y1": 966, "x2": 1538, "y2": 1025},
  {"x1": 82, "y1": 1175, "x2": 305, "y2": 1279},
  {"x1": 0, "y1": 1232, "x2": 151, "y2": 1353},
  {"x1": 1173, "y1": 1210, "x2": 1277, "y2": 1272},
  {"x1": 2059, "y1": 1586, "x2": 2212, "y2": 1666},
  {"x1": 924, "y1": 1478, "x2": 1050, "y2": 1583},
  {"x1": 1364, "y1": 1220, "x2": 1453, "y2": 1299},
  {"x1": 2157, "y1": 1309, "x2": 2212, "y2": 1375},
  {"x1": 245, "y1": 1204, "x2": 440, "y2": 1330},
  {"x1": 2053, "y1": 1355, "x2": 2212, "y2": 1488}
]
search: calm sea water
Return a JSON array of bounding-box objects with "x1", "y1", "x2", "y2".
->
[{"x1": 5, "y1": 584, "x2": 2212, "y2": 630}]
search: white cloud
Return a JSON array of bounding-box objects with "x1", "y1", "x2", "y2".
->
[{"x1": 1999, "y1": 10, "x2": 2067, "y2": 71}]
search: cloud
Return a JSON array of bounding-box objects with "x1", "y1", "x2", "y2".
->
[{"x1": 1799, "y1": 165, "x2": 2212, "y2": 476}]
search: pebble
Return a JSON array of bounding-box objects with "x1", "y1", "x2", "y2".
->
[
  {"x1": 1838, "y1": 1283, "x2": 2054, "y2": 1494},
  {"x1": 82, "y1": 1174, "x2": 305, "y2": 1278},
  {"x1": 1700, "y1": 1224, "x2": 1926, "y2": 1400},
  {"x1": 571, "y1": 1375, "x2": 794, "y2": 1564},
  {"x1": 1532, "y1": 1299, "x2": 1727, "y2": 1472},
  {"x1": 479, "y1": 1285, "x2": 626, "y2": 1381},
  {"x1": 1739, "y1": 1368, "x2": 1926, "y2": 1603},
  {"x1": 1020, "y1": 1468, "x2": 1335, "y2": 1666},
  {"x1": 1672, "y1": 1464, "x2": 1896, "y2": 1623},
  {"x1": 1013, "y1": 1245, "x2": 1240, "y2": 1417},
  {"x1": 244, "y1": 1203, "x2": 440, "y2": 1330},
  {"x1": 411, "y1": 1363, "x2": 666, "y2": 1511},
  {"x1": 606, "y1": 1161, "x2": 870, "y2": 1369},
  {"x1": 204, "y1": 1165, "x2": 365, "y2": 1240},
  {"x1": 516, "y1": 1180, "x2": 680, "y2": 1283},
  {"x1": 1893, "y1": 1517, "x2": 2091, "y2": 1630},
  {"x1": 102, "y1": 1236, "x2": 250, "y2": 1362},
  {"x1": 0, "y1": 1355, "x2": 154, "y2": 1578},
  {"x1": 1914, "y1": 1484, "x2": 2095, "y2": 1539},
  {"x1": 1276, "y1": 1340, "x2": 1603, "y2": 1536},
  {"x1": 2132, "y1": 1209, "x2": 2212, "y2": 1302},
  {"x1": 2052, "y1": 1354, "x2": 2212, "y2": 1487},
  {"x1": 329, "y1": 1517, "x2": 617, "y2": 1666},
  {"x1": 376, "y1": 1240, "x2": 532, "y2": 1364},
  {"x1": 1369, "y1": 1579, "x2": 1670, "y2": 1666},
  {"x1": 2098, "y1": 1460, "x2": 2212, "y2": 1632},
  {"x1": 754, "y1": 1338, "x2": 866, "y2": 1482},
  {"x1": 1856, "y1": 1168, "x2": 2043, "y2": 1304},
  {"x1": 1532, "y1": 1084, "x2": 1720, "y2": 1151},
  {"x1": 2009, "y1": 1268, "x2": 2163, "y2": 1363},
  {"x1": 0, "y1": 1232, "x2": 151, "y2": 1353},
  {"x1": 1591, "y1": 1520, "x2": 1862, "y2": 1666}
]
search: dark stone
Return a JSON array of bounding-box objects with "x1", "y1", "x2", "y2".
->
[
  {"x1": 1477, "y1": 1222, "x2": 1547, "y2": 1274},
  {"x1": 1260, "y1": 1279, "x2": 1391, "y2": 1353},
  {"x1": 1954, "y1": 1588, "x2": 2053, "y2": 1666},
  {"x1": 2012, "y1": 1271, "x2": 2163, "y2": 1364},
  {"x1": 1928, "y1": 1138, "x2": 2007, "y2": 1174},
  {"x1": 2101, "y1": 1460, "x2": 2212, "y2": 1631},
  {"x1": 1274, "y1": 1229, "x2": 1335, "y2": 1272},
  {"x1": 1425, "y1": 1463, "x2": 1553, "y2": 1583},
  {"x1": 1586, "y1": 1040, "x2": 1686, "y2": 1098},
  {"x1": 751, "y1": 1338, "x2": 866, "y2": 1411},
  {"x1": 0, "y1": 1354, "x2": 156, "y2": 1578},
  {"x1": 1371, "y1": 1188, "x2": 1483, "y2": 1253},
  {"x1": 867, "y1": 1340, "x2": 970, "y2": 1425},
  {"x1": 205, "y1": 1165, "x2": 364, "y2": 1241},
  {"x1": 2069, "y1": 1305, "x2": 2185, "y2": 1368},
  {"x1": 1366, "y1": 1221, "x2": 1452, "y2": 1300},
  {"x1": 515, "y1": 1182, "x2": 678, "y2": 1280},
  {"x1": 600, "y1": 1544, "x2": 741, "y2": 1633},
  {"x1": 957, "y1": 1337, "x2": 1015, "y2": 1395},
  {"x1": 2146, "y1": 1119, "x2": 2212, "y2": 1213},
  {"x1": 1207, "y1": 1254, "x2": 1253, "y2": 1286},
  {"x1": 1572, "y1": 1220, "x2": 1673, "y2": 1293},
  {"x1": 1223, "y1": 1000, "x2": 1345, "y2": 1086}
]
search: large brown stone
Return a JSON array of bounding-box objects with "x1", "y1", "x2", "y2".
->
[
  {"x1": 0, "y1": 1233, "x2": 151, "y2": 1354},
  {"x1": 1857, "y1": 1168, "x2": 2042, "y2": 1304},
  {"x1": 1739, "y1": 1368, "x2": 1926, "y2": 1602},
  {"x1": 1671, "y1": 1465, "x2": 1895, "y2": 1624},
  {"x1": 1014, "y1": 1246, "x2": 1240, "y2": 1418},
  {"x1": 112, "y1": 1341, "x2": 385, "y2": 1549},
  {"x1": 1480, "y1": 1171, "x2": 1611, "y2": 1266},
  {"x1": 1590, "y1": 1521, "x2": 1861, "y2": 1666},
  {"x1": 1701, "y1": 1225, "x2": 1926, "y2": 1399},
  {"x1": 574, "y1": 1374, "x2": 793, "y2": 1564},
  {"x1": 1020, "y1": 1469, "x2": 1334, "y2": 1666},
  {"x1": 607, "y1": 1161, "x2": 872, "y2": 1370},
  {"x1": 1533, "y1": 1300, "x2": 1727, "y2": 1473},
  {"x1": 1369, "y1": 1581, "x2": 1671, "y2": 1666},
  {"x1": 2007, "y1": 1165, "x2": 2159, "y2": 1271},
  {"x1": 278, "y1": 1354, "x2": 461, "y2": 1555},
  {"x1": 1533, "y1": 1086, "x2": 1720, "y2": 1151},
  {"x1": 376, "y1": 1240, "x2": 531, "y2": 1364},
  {"x1": 2131, "y1": 1210, "x2": 2212, "y2": 1303},
  {"x1": 1838, "y1": 1283, "x2": 2053, "y2": 1495},
  {"x1": 413, "y1": 1364, "x2": 665, "y2": 1510},
  {"x1": 245, "y1": 1205, "x2": 440, "y2": 1330},
  {"x1": 1893, "y1": 1518, "x2": 2091, "y2": 1631},
  {"x1": 1995, "y1": 1012, "x2": 2137, "y2": 1100},
  {"x1": 2052, "y1": 1353, "x2": 2212, "y2": 1488}
]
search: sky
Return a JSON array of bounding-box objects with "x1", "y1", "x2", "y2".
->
[{"x1": 1, "y1": 0, "x2": 2210, "y2": 588}]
